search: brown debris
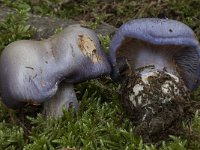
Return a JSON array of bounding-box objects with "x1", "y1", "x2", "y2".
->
[{"x1": 78, "y1": 34, "x2": 102, "y2": 63}]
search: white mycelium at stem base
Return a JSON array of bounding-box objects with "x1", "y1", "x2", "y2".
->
[
  {"x1": 128, "y1": 68, "x2": 183, "y2": 110},
  {"x1": 121, "y1": 66, "x2": 190, "y2": 118},
  {"x1": 120, "y1": 67, "x2": 191, "y2": 141}
]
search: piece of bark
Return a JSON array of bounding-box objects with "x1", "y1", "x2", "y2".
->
[{"x1": 0, "y1": 4, "x2": 116, "y2": 40}]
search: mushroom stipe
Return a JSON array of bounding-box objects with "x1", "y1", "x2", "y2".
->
[{"x1": 121, "y1": 69, "x2": 193, "y2": 142}]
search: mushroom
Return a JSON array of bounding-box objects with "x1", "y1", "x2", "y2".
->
[
  {"x1": 0, "y1": 24, "x2": 111, "y2": 117},
  {"x1": 109, "y1": 18, "x2": 200, "y2": 141}
]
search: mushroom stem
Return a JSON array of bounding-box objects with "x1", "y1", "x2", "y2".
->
[
  {"x1": 123, "y1": 65, "x2": 188, "y2": 111},
  {"x1": 43, "y1": 83, "x2": 78, "y2": 117},
  {"x1": 121, "y1": 67, "x2": 190, "y2": 141}
]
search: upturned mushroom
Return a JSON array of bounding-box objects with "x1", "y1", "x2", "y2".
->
[
  {"x1": 0, "y1": 24, "x2": 111, "y2": 117},
  {"x1": 109, "y1": 18, "x2": 200, "y2": 141}
]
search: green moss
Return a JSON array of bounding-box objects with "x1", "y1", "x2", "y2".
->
[
  {"x1": 0, "y1": 8, "x2": 35, "y2": 52},
  {"x1": 0, "y1": 79, "x2": 199, "y2": 149},
  {"x1": 2, "y1": 0, "x2": 200, "y2": 35},
  {"x1": 0, "y1": 122, "x2": 24, "y2": 150},
  {"x1": 98, "y1": 34, "x2": 111, "y2": 54}
]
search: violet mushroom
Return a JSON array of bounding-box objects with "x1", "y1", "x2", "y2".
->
[
  {"x1": 0, "y1": 24, "x2": 111, "y2": 117},
  {"x1": 109, "y1": 18, "x2": 200, "y2": 141}
]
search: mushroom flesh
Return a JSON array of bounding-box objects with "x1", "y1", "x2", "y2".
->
[
  {"x1": 109, "y1": 18, "x2": 200, "y2": 141},
  {"x1": 0, "y1": 24, "x2": 111, "y2": 117}
]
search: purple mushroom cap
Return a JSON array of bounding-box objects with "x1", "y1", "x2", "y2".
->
[
  {"x1": 109, "y1": 18, "x2": 200, "y2": 90},
  {"x1": 0, "y1": 24, "x2": 111, "y2": 109}
]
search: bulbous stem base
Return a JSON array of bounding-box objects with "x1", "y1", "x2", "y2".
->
[{"x1": 121, "y1": 70, "x2": 192, "y2": 142}]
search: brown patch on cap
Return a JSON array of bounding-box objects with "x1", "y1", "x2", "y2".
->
[
  {"x1": 40, "y1": 80, "x2": 46, "y2": 87},
  {"x1": 78, "y1": 34, "x2": 102, "y2": 63}
]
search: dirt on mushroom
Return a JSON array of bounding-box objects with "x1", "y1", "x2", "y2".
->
[
  {"x1": 78, "y1": 34, "x2": 103, "y2": 63},
  {"x1": 120, "y1": 70, "x2": 196, "y2": 143}
]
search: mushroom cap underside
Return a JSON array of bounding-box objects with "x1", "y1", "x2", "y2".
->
[{"x1": 109, "y1": 18, "x2": 200, "y2": 90}]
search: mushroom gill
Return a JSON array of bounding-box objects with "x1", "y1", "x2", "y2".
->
[{"x1": 116, "y1": 37, "x2": 199, "y2": 89}]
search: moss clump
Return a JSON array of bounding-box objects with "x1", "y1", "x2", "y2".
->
[{"x1": 0, "y1": 8, "x2": 35, "y2": 52}]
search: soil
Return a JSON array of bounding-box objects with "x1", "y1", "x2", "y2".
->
[{"x1": 120, "y1": 70, "x2": 195, "y2": 143}]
